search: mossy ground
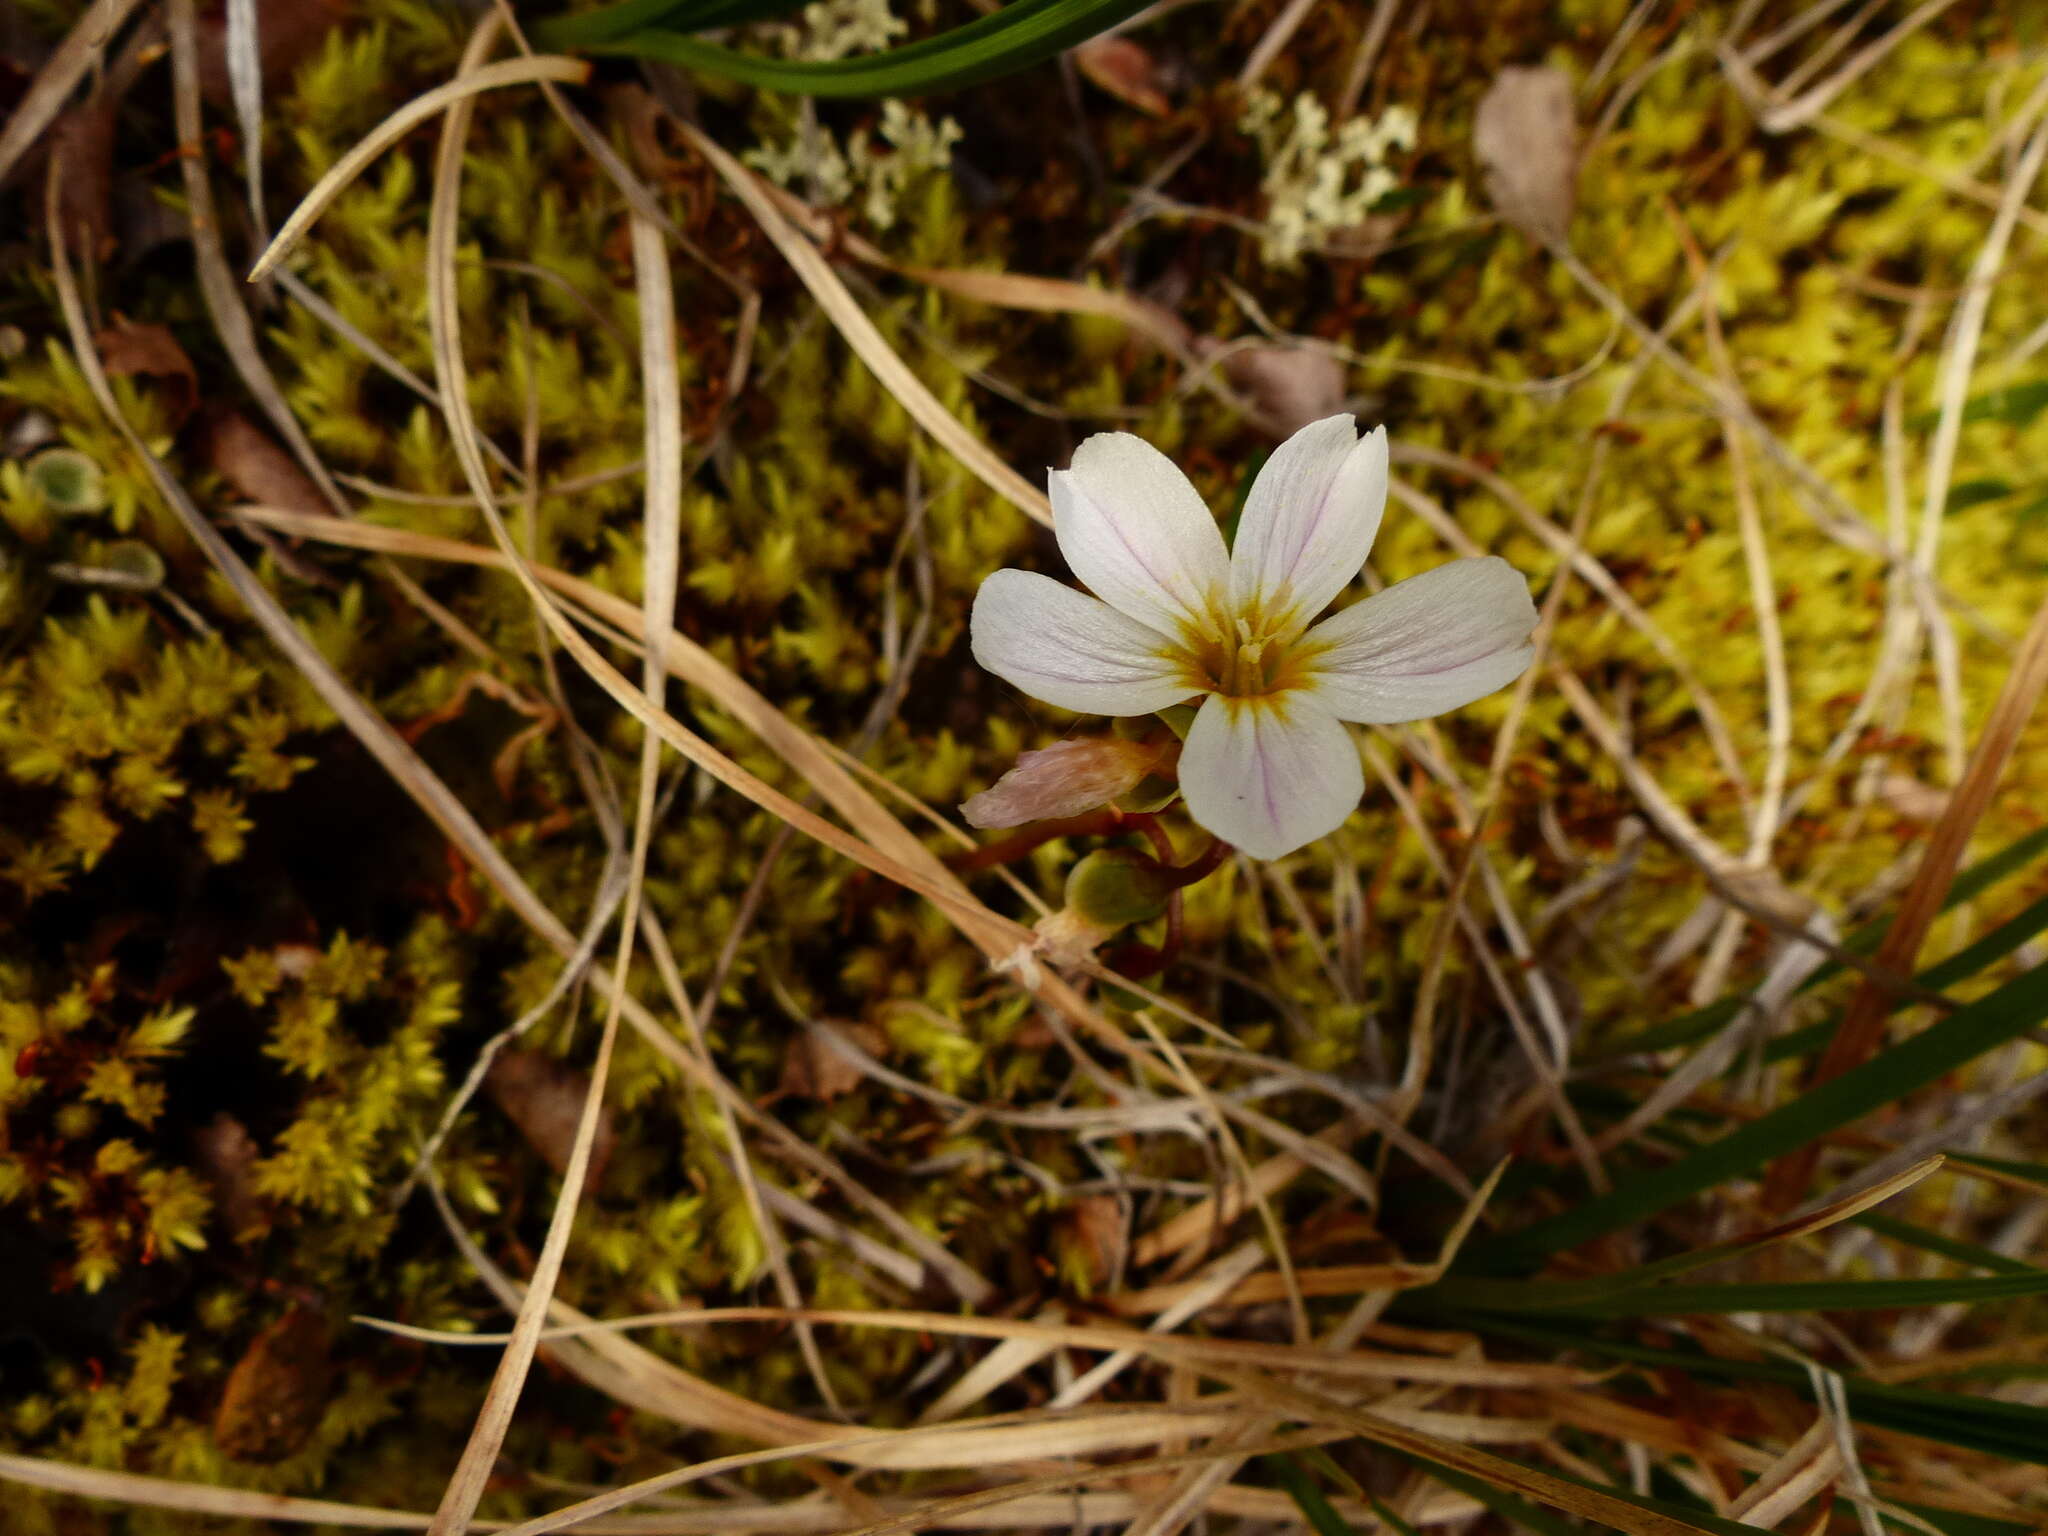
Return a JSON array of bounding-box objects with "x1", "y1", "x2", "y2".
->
[{"x1": 2, "y1": 0, "x2": 2047, "y2": 1531}]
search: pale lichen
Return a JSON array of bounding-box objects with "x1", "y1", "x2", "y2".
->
[{"x1": 1238, "y1": 88, "x2": 1416, "y2": 265}]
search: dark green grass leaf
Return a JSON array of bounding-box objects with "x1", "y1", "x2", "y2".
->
[
  {"x1": 1850, "y1": 1210, "x2": 2042, "y2": 1276},
  {"x1": 1394, "y1": 1452, "x2": 1767, "y2": 1536},
  {"x1": 1946, "y1": 478, "x2": 2015, "y2": 513},
  {"x1": 1946, "y1": 1149, "x2": 2048, "y2": 1189},
  {"x1": 533, "y1": 0, "x2": 703, "y2": 49},
  {"x1": 1589, "y1": 825, "x2": 2048, "y2": 1060},
  {"x1": 1367, "y1": 1493, "x2": 1427, "y2": 1536},
  {"x1": 1463, "y1": 958, "x2": 2048, "y2": 1271},
  {"x1": 1756, "y1": 887, "x2": 2048, "y2": 1067},
  {"x1": 1418, "y1": 1269, "x2": 2048, "y2": 1319},
  {"x1": 1908, "y1": 379, "x2": 2048, "y2": 430},
  {"x1": 1898, "y1": 1504, "x2": 2043, "y2": 1536},
  {"x1": 547, "y1": 0, "x2": 1159, "y2": 97},
  {"x1": 1263, "y1": 1454, "x2": 1363, "y2": 1536},
  {"x1": 1458, "y1": 1318, "x2": 2048, "y2": 1465}
]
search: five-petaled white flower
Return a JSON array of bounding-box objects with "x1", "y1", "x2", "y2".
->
[{"x1": 970, "y1": 416, "x2": 1538, "y2": 860}]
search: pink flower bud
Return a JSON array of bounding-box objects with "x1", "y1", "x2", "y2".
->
[{"x1": 961, "y1": 736, "x2": 1171, "y2": 829}]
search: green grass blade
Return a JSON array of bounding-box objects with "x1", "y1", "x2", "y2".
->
[
  {"x1": 1458, "y1": 1317, "x2": 2048, "y2": 1464},
  {"x1": 1851, "y1": 1210, "x2": 2042, "y2": 1276},
  {"x1": 531, "y1": 0, "x2": 706, "y2": 50},
  {"x1": 1463, "y1": 958, "x2": 2048, "y2": 1271},
  {"x1": 1898, "y1": 1504, "x2": 2043, "y2": 1536},
  {"x1": 1418, "y1": 1269, "x2": 2048, "y2": 1318},
  {"x1": 1366, "y1": 1494, "x2": 1426, "y2": 1536},
  {"x1": 568, "y1": 0, "x2": 1157, "y2": 97},
  {"x1": 1909, "y1": 378, "x2": 2048, "y2": 430},
  {"x1": 1590, "y1": 826, "x2": 2048, "y2": 1061},
  {"x1": 1946, "y1": 1149, "x2": 2048, "y2": 1189},
  {"x1": 1262, "y1": 1454, "x2": 1363, "y2": 1536},
  {"x1": 1398, "y1": 1461, "x2": 1585, "y2": 1536},
  {"x1": 1748, "y1": 888, "x2": 2048, "y2": 1068},
  {"x1": 663, "y1": 0, "x2": 812, "y2": 26},
  {"x1": 1393, "y1": 1452, "x2": 1766, "y2": 1536}
]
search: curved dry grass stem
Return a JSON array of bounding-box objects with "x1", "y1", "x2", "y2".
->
[
  {"x1": 625, "y1": 203, "x2": 836, "y2": 1413},
  {"x1": 419, "y1": 24, "x2": 626, "y2": 1536},
  {"x1": 0, "y1": 0, "x2": 148, "y2": 184},
  {"x1": 248, "y1": 54, "x2": 591, "y2": 282},
  {"x1": 1236, "y1": 0, "x2": 1320, "y2": 89},
  {"x1": 664, "y1": 118, "x2": 1050, "y2": 525},
  {"x1": 356, "y1": 1302, "x2": 1600, "y2": 1386},
  {"x1": 1665, "y1": 203, "x2": 1792, "y2": 1006}
]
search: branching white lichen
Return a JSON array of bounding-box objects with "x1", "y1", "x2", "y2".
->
[
  {"x1": 1238, "y1": 90, "x2": 1416, "y2": 265},
  {"x1": 758, "y1": 0, "x2": 906, "y2": 61},
  {"x1": 742, "y1": 1, "x2": 962, "y2": 230},
  {"x1": 744, "y1": 98, "x2": 963, "y2": 232}
]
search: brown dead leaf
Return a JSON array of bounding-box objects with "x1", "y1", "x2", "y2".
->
[
  {"x1": 962, "y1": 736, "x2": 1172, "y2": 829},
  {"x1": 95, "y1": 318, "x2": 198, "y2": 430},
  {"x1": 1876, "y1": 772, "x2": 1949, "y2": 823},
  {"x1": 213, "y1": 1304, "x2": 334, "y2": 1463},
  {"x1": 198, "y1": 411, "x2": 345, "y2": 585},
  {"x1": 777, "y1": 1019, "x2": 889, "y2": 1104},
  {"x1": 191, "y1": 1111, "x2": 269, "y2": 1243},
  {"x1": 485, "y1": 1047, "x2": 615, "y2": 1194},
  {"x1": 1473, "y1": 65, "x2": 1578, "y2": 244},
  {"x1": 198, "y1": 409, "x2": 326, "y2": 512},
  {"x1": 1215, "y1": 342, "x2": 1348, "y2": 438},
  {"x1": 1075, "y1": 36, "x2": 1170, "y2": 117},
  {"x1": 1061, "y1": 1193, "x2": 1127, "y2": 1289}
]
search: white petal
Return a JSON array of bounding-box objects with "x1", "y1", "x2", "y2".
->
[
  {"x1": 1301, "y1": 556, "x2": 1537, "y2": 724},
  {"x1": 971, "y1": 569, "x2": 1196, "y2": 716},
  {"x1": 1051, "y1": 432, "x2": 1229, "y2": 634},
  {"x1": 1229, "y1": 417, "x2": 1387, "y2": 633},
  {"x1": 1178, "y1": 691, "x2": 1363, "y2": 861}
]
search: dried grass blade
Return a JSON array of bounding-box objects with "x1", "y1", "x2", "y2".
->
[
  {"x1": 226, "y1": 503, "x2": 1142, "y2": 1086},
  {"x1": 0, "y1": 0, "x2": 147, "y2": 184},
  {"x1": 495, "y1": 1425, "x2": 1327, "y2": 1536},
  {"x1": 365, "y1": 1302, "x2": 1603, "y2": 1386},
  {"x1": 420, "y1": 23, "x2": 622, "y2": 1536},
  {"x1": 395, "y1": 26, "x2": 1027, "y2": 1324},
  {"x1": 0, "y1": 1453, "x2": 431, "y2": 1530},
  {"x1": 248, "y1": 55, "x2": 591, "y2": 281},
  {"x1": 168, "y1": 9, "x2": 347, "y2": 514},
  {"x1": 223, "y1": 0, "x2": 266, "y2": 233},
  {"x1": 667, "y1": 117, "x2": 1050, "y2": 525},
  {"x1": 227, "y1": 504, "x2": 1031, "y2": 955},
  {"x1": 41, "y1": 171, "x2": 554, "y2": 974},
  {"x1": 894, "y1": 263, "x2": 1193, "y2": 356}
]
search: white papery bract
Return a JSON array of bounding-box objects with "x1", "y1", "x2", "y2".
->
[{"x1": 971, "y1": 417, "x2": 1538, "y2": 859}]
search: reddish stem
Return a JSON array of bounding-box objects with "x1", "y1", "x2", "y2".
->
[{"x1": 949, "y1": 809, "x2": 1125, "y2": 874}]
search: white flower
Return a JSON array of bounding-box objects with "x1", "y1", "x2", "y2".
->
[{"x1": 970, "y1": 416, "x2": 1538, "y2": 861}]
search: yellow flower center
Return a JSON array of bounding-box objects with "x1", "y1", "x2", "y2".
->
[{"x1": 1180, "y1": 612, "x2": 1313, "y2": 700}]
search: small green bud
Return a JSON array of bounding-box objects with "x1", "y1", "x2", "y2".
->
[
  {"x1": 27, "y1": 449, "x2": 107, "y2": 515},
  {"x1": 1065, "y1": 847, "x2": 1173, "y2": 929},
  {"x1": 51, "y1": 540, "x2": 164, "y2": 591},
  {"x1": 100, "y1": 541, "x2": 165, "y2": 588}
]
